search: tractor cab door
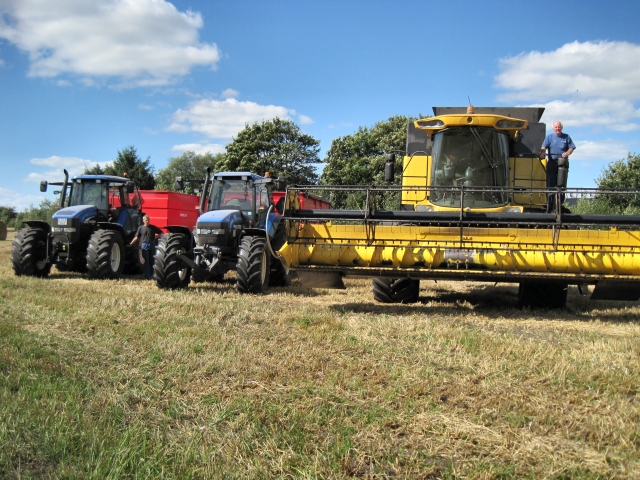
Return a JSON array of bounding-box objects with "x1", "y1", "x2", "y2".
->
[
  {"x1": 115, "y1": 182, "x2": 142, "y2": 238},
  {"x1": 255, "y1": 184, "x2": 271, "y2": 229}
]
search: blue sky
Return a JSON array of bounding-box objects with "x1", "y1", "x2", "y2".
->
[{"x1": 2, "y1": 0, "x2": 640, "y2": 210}]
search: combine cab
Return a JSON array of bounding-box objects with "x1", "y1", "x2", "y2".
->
[
  {"x1": 278, "y1": 107, "x2": 640, "y2": 309},
  {"x1": 12, "y1": 170, "x2": 144, "y2": 279}
]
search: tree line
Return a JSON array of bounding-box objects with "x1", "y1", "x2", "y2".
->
[{"x1": 3, "y1": 116, "x2": 640, "y2": 227}]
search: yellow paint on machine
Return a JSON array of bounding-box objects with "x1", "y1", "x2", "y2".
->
[{"x1": 279, "y1": 223, "x2": 640, "y2": 276}]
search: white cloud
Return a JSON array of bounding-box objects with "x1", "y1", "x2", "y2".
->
[
  {"x1": 24, "y1": 156, "x2": 110, "y2": 182},
  {"x1": 497, "y1": 41, "x2": 640, "y2": 131},
  {"x1": 0, "y1": 0, "x2": 220, "y2": 87},
  {"x1": 171, "y1": 143, "x2": 226, "y2": 155},
  {"x1": 298, "y1": 114, "x2": 313, "y2": 125},
  {"x1": 530, "y1": 99, "x2": 640, "y2": 131},
  {"x1": 571, "y1": 140, "x2": 629, "y2": 162},
  {"x1": 221, "y1": 88, "x2": 239, "y2": 99},
  {"x1": 496, "y1": 41, "x2": 640, "y2": 102},
  {"x1": 0, "y1": 187, "x2": 49, "y2": 212},
  {"x1": 139, "y1": 103, "x2": 154, "y2": 110},
  {"x1": 168, "y1": 98, "x2": 294, "y2": 138}
]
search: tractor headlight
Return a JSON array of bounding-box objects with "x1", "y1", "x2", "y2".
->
[
  {"x1": 197, "y1": 228, "x2": 226, "y2": 235},
  {"x1": 52, "y1": 227, "x2": 77, "y2": 232}
]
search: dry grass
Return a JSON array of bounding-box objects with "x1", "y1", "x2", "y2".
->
[{"x1": 1, "y1": 228, "x2": 639, "y2": 478}]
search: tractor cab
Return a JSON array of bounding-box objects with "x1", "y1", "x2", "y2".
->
[{"x1": 207, "y1": 172, "x2": 274, "y2": 229}]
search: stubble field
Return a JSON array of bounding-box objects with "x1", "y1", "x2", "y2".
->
[{"x1": 1, "y1": 229, "x2": 639, "y2": 479}]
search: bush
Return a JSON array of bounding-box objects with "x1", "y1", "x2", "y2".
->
[{"x1": 13, "y1": 199, "x2": 59, "y2": 228}]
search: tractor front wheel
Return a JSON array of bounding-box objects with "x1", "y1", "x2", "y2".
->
[
  {"x1": 11, "y1": 227, "x2": 52, "y2": 277},
  {"x1": 154, "y1": 233, "x2": 192, "y2": 289},
  {"x1": 372, "y1": 278, "x2": 420, "y2": 304},
  {"x1": 86, "y1": 229, "x2": 125, "y2": 279},
  {"x1": 236, "y1": 236, "x2": 270, "y2": 294}
]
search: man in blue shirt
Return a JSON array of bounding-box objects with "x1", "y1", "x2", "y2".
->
[{"x1": 540, "y1": 121, "x2": 575, "y2": 212}]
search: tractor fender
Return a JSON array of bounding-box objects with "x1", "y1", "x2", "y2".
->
[
  {"x1": 23, "y1": 220, "x2": 51, "y2": 233},
  {"x1": 164, "y1": 226, "x2": 195, "y2": 250},
  {"x1": 243, "y1": 228, "x2": 267, "y2": 238},
  {"x1": 96, "y1": 222, "x2": 126, "y2": 238}
]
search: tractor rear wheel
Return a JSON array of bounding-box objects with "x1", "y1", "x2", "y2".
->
[
  {"x1": 154, "y1": 233, "x2": 192, "y2": 289},
  {"x1": 236, "y1": 236, "x2": 270, "y2": 294},
  {"x1": 269, "y1": 222, "x2": 290, "y2": 287},
  {"x1": 11, "y1": 227, "x2": 52, "y2": 277},
  {"x1": 86, "y1": 229, "x2": 125, "y2": 279},
  {"x1": 518, "y1": 281, "x2": 568, "y2": 309},
  {"x1": 372, "y1": 278, "x2": 420, "y2": 303}
]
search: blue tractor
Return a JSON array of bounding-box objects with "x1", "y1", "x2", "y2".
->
[
  {"x1": 11, "y1": 170, "x2": 145, "y2": 279},
  {"x1": 153, "y1": 169, "x2": 290, "y2": 293}
]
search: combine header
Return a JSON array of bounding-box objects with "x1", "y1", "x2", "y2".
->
[{"x1": 277, "y1": 107, "x2": 640, "y2": 308}]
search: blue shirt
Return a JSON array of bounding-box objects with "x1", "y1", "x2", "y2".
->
[{"x1": 542, "y1": 132, "x2": 576, "y2": 159}]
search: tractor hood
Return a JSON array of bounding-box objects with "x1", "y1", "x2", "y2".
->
[
  {"x1": 197, "y1": 210, "x2": 244, "y2": 229},
  {"x1": 53, "y1": 205, "x2": 99, "y2": 224}
]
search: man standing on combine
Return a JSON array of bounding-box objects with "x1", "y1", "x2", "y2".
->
[{"x1": 540, "y1": 121, "x2": 575, "y2": 212}]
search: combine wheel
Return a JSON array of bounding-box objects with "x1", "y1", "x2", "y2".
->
[
  {"x1": 269, "y1": 222, "x2": 291, "y2": 287},
  {"x1": 236, "y1": 236, "x2": 270, "y2": 294},
  {"x1": 518, "y1": 281, "x2": 568, "y2": 309},
  {"x1": 11, "y1": 227, "x2": 52, "y2": 277},
  {"x1": 372, "y1": 278, "x2": 420, "y2": 304},
  {"x1": 154, "y1": 233, "x2": 192, "y2": 289},
  {"x1": 86, "y1": 229, "x2": 125, "y2": 279}
]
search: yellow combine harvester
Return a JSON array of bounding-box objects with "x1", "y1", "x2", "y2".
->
[{"x1": 277, "y1": 107, "x2": 640, "y2": 308}]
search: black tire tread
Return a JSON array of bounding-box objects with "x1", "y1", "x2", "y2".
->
[
  {"x1": 154, "y1": 233, "x2": 192, "y2": 289},
  {"x1": 236, "y1": 236, "x2": 270, "y2": 294},
  {"x1": 11, "y1": 227, "x2": 52, "y2": 277},
  {"x1": 86, "y1": 229, "x2": 125, "y2": 279},
  {"x1": 372, "y1": 277, "x2": 420, "y2": 304}
]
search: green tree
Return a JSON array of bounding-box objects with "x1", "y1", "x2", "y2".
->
[
  {"x1": 14, "y1": 199, "x2": 58, "y2": 228},
  {"x1": 100, "y1": 146, "x2": 155, "y2": 190},
  {"x1": 155, "y1": 151, "x2": 225, "y2": 192},
  {"x1": 573, "y1": 152, "x2": 640, "y2": 215},
  {"x1": 218, "y1": 118, "x2": 320, "y2": 185},
  {"x1": 0, "y1": 205, "x2": 18, "y2": 226},
  {"x1": 320, "y1": 115, "x2": 416, "y2": 209},
  {"x1": 84, "y1": 164, "x2": 105, "y2": 175}
]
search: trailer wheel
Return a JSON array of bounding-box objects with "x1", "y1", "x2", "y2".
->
[
  {"x1": 372, "y1": 278, "x2": 420, "y2": 304},
  {"x1": 518, "y1": 281, "x2": 568, "y2": 309},
  {"x1": 236, "y1": 236, "x2": 270, "y2": 294},
  {"x1": 154, "y1": 233, "x2": 192, "y2": 289},
  {"x1": 11, "y1": 227, "x2": 52, "y2": 278},
  {"x1": 123, "y1": 244, "x2": 142, "y2": 275},
  {"x1": 87, "y1": 229, "x2": 125, "y2": 279},
  {"x1": 269, "y1": 222, "x2": 290, "y2": 287}
]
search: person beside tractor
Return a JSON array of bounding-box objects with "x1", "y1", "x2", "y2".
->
[
  {"x1": 130, "y1": 214, "x2": 160, "y2": 279},
  {"x1": 540, "y1": 121, "x2": 575, "y2": 212}
]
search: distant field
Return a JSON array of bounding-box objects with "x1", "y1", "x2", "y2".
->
[{"x1": 1, "y1": 229, "x2": 640, "y2": 478}]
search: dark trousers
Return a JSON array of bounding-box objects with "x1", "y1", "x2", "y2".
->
[
  {"x1": 141, "y1": 247, "x2": 153, "y2": 279},
  {"x1": 546, "y1": 159, "x2": 563, "y2": 213}
]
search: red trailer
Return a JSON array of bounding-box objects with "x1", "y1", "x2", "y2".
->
[
  {"x1": 138, "y1": 190, "x2": 200, "y2": 231},
  {"x1": 137, "y1": 190, "x2": 330, "y2": 232}
]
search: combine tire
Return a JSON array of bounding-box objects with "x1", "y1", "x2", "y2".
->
[
  {"x1": 86, "y1": 229, "x2": 125, "y2": 279},
  {"x1": 518, "y1": 281, "x2": 568, "y2": 309},
  {"x1": 11, "y1": 228, "x2": 52, "y2": 277},
  {"x1": 372, "y1": 278, "x2": 420, "y2": 304},
  {"x1": 154, "y1": 233, "x2": 192, "y2": 289},
  {"x1": 236, "y1": 236, "x2": 270, "y2": 294},
  {"x1": 269, "y1": 222, "x2": 291, "y2": 287}
]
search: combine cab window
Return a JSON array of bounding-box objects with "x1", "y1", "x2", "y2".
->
[
  {"x1": 431, "y1": 127, "x2": 510, "y2": 208},
  {"x1": 210, "y1": 179, "x2": 255, "y2": 217}
]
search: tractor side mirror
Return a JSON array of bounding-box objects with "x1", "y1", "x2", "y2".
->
[
  {"x1": 40, "y1": 180, "x2": 48, "y2": 192},
  {"x1": 275, "y1": 176, "x2": 288, "y2": 191},
  {"x1": 126, "y1": 181, "x2": 135, "y2": 193},
  {"x1": 174, "y1": 177, "x2": 184, "y2": 191}
]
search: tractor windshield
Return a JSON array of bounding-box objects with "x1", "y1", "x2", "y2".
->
[
  {"x1": 209, "y1": 179, "x2": 254, "y2": 216},
  {"x1": 430, "y1": 127, "x2": 510, "y2": 208},
  {"x1": 68, "y1": 180, "x2": 109, "y2": 211}
]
